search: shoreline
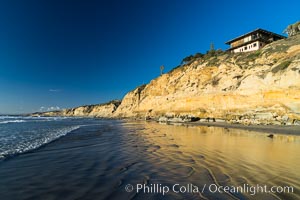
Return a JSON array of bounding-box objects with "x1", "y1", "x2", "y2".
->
[
  {"x1": 183, "y1": 121, "x2": 300, "y2": 136},
  {"x1": 1, "y1": 119, "x2": 299, "y2": 199},
  {"x1": 132, "y1": 118, "x2": 300, "y2": 136},
  {"x1": 29, "y1": 114, "x2": 300, "y2": 136}
]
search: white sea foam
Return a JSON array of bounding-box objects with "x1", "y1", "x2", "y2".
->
[
  {"x1": 0, "y1": 116, "x2": 72, "y2": 124},
  {"x1": 0, "y1": 125, "x2": 80, "y2": 159},
  {"x1": 0, "y1": 120, "x2": 26, "y2": 124}
]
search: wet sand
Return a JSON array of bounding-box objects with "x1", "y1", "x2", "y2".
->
[
  {"x1": 186, "y1": 121, "x2": 300, "y2": 135},
  {"x1": 0, "y1": 120, "x2": 299, "y2": 200}
]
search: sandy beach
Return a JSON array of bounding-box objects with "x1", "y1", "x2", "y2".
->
[
  {"x1": 185, "y1": 121, "x2": 300, "y2": 135},
  {"x1": 1, "y1": 119, "x2": 299, "y2": 200}
]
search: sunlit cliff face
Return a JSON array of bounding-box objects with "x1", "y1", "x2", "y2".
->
[
  {"x1": 37, "y1": 35, "x2": 300, "y2": 125},
  {"x1": 114, "y1": 35, "x2": 300, "y2": 124}
]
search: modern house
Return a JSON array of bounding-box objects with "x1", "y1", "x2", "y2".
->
[{"x1": 225, "y1": 28, "x2": 286, "y2": 53}]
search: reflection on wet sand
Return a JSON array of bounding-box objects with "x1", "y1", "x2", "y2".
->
[
  {"x1": 122, "y1": 121, "x2": 300, "y2": 199},
  {"x1": 0, "y1": 121, "x2": 299, "y2": 200}
]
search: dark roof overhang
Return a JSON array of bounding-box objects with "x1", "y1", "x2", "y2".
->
[{"x1": 225, "y1": 28, "x2": 286, "y2": 45}]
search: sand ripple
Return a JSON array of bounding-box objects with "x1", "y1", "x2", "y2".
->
[{"x1": 0, "y1": 121, "x2": 299, "y2": 200}]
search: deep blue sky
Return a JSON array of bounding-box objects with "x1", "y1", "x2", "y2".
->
[{"x1": 0, "y1": 0, "x2": 299, "y2": 114}]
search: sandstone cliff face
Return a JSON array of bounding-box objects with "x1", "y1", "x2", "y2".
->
[
  {"x1": 114, "y1": 35, "x2": 300, "y2": 125},
  {"x1": 35, "y1": 100, "x2": 121, "y2": 118},
  {"x1": 35, "y1": 35, "x2": 300, "y2": 125}
]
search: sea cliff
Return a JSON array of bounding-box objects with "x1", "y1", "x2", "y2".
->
[
  {"x1": 35, "y1": 35, "x2": 300, "y2": 125},
  {"x1": 32, "y1": 100, "x2": 121, "y2": 118}
]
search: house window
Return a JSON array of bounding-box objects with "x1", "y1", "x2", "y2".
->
[
  {"x1": 253, "y1": 43, "x2": 257, "y2": 47},
  {"x1": 244, "y1": 46, "x2": 247, "y2": 50}
]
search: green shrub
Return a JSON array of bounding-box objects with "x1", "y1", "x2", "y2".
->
[
  {"x1": 246, "y1": 50, "x2": 261, "y2": 60},
  {"x1": 181, "y1": 53, "x2": 204, "y2": 64},
  {"x1": 271, "y1": 60, "x2": 292, "y2": 73},
  {"x1": 211, "y1": 76, "x2": 220, "y2": 86},
  {"x1": 206, "y1": 57, "x2": 220, "y2": 67}
]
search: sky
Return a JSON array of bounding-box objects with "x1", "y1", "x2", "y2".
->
[{"x1": 0, "y1": 0, "x2": 299, "y2": 114}]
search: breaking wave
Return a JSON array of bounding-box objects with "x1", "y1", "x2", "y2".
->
[
  {"x1": 0, "y1": 126, "x2": 80, "y2": 160},
  {"x1": 0, "y1": 120, "x2": 26, "y2": 124}
]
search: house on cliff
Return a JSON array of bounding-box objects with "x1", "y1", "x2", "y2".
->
[{"x1": 225, "y1": 28, "x2": 285, "y2": 53}]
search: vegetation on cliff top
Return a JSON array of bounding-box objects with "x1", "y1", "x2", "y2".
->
[
  {"x1": 76, "y1": 99, "x2": 121, "y2": 109},
  {"x1": 35, "y1": 34, "x2": 300, "y2": 121},
  {"x1": 171, "y1": 34, "x2": 300, "y2": 74}
]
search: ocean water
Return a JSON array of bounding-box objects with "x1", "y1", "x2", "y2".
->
[
  {"x1": 0, "y1": 116, "x2": 100, "y2": 160},
  {"x1": 0, "y1": 117, "x2": 299, "y2": 200}
]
